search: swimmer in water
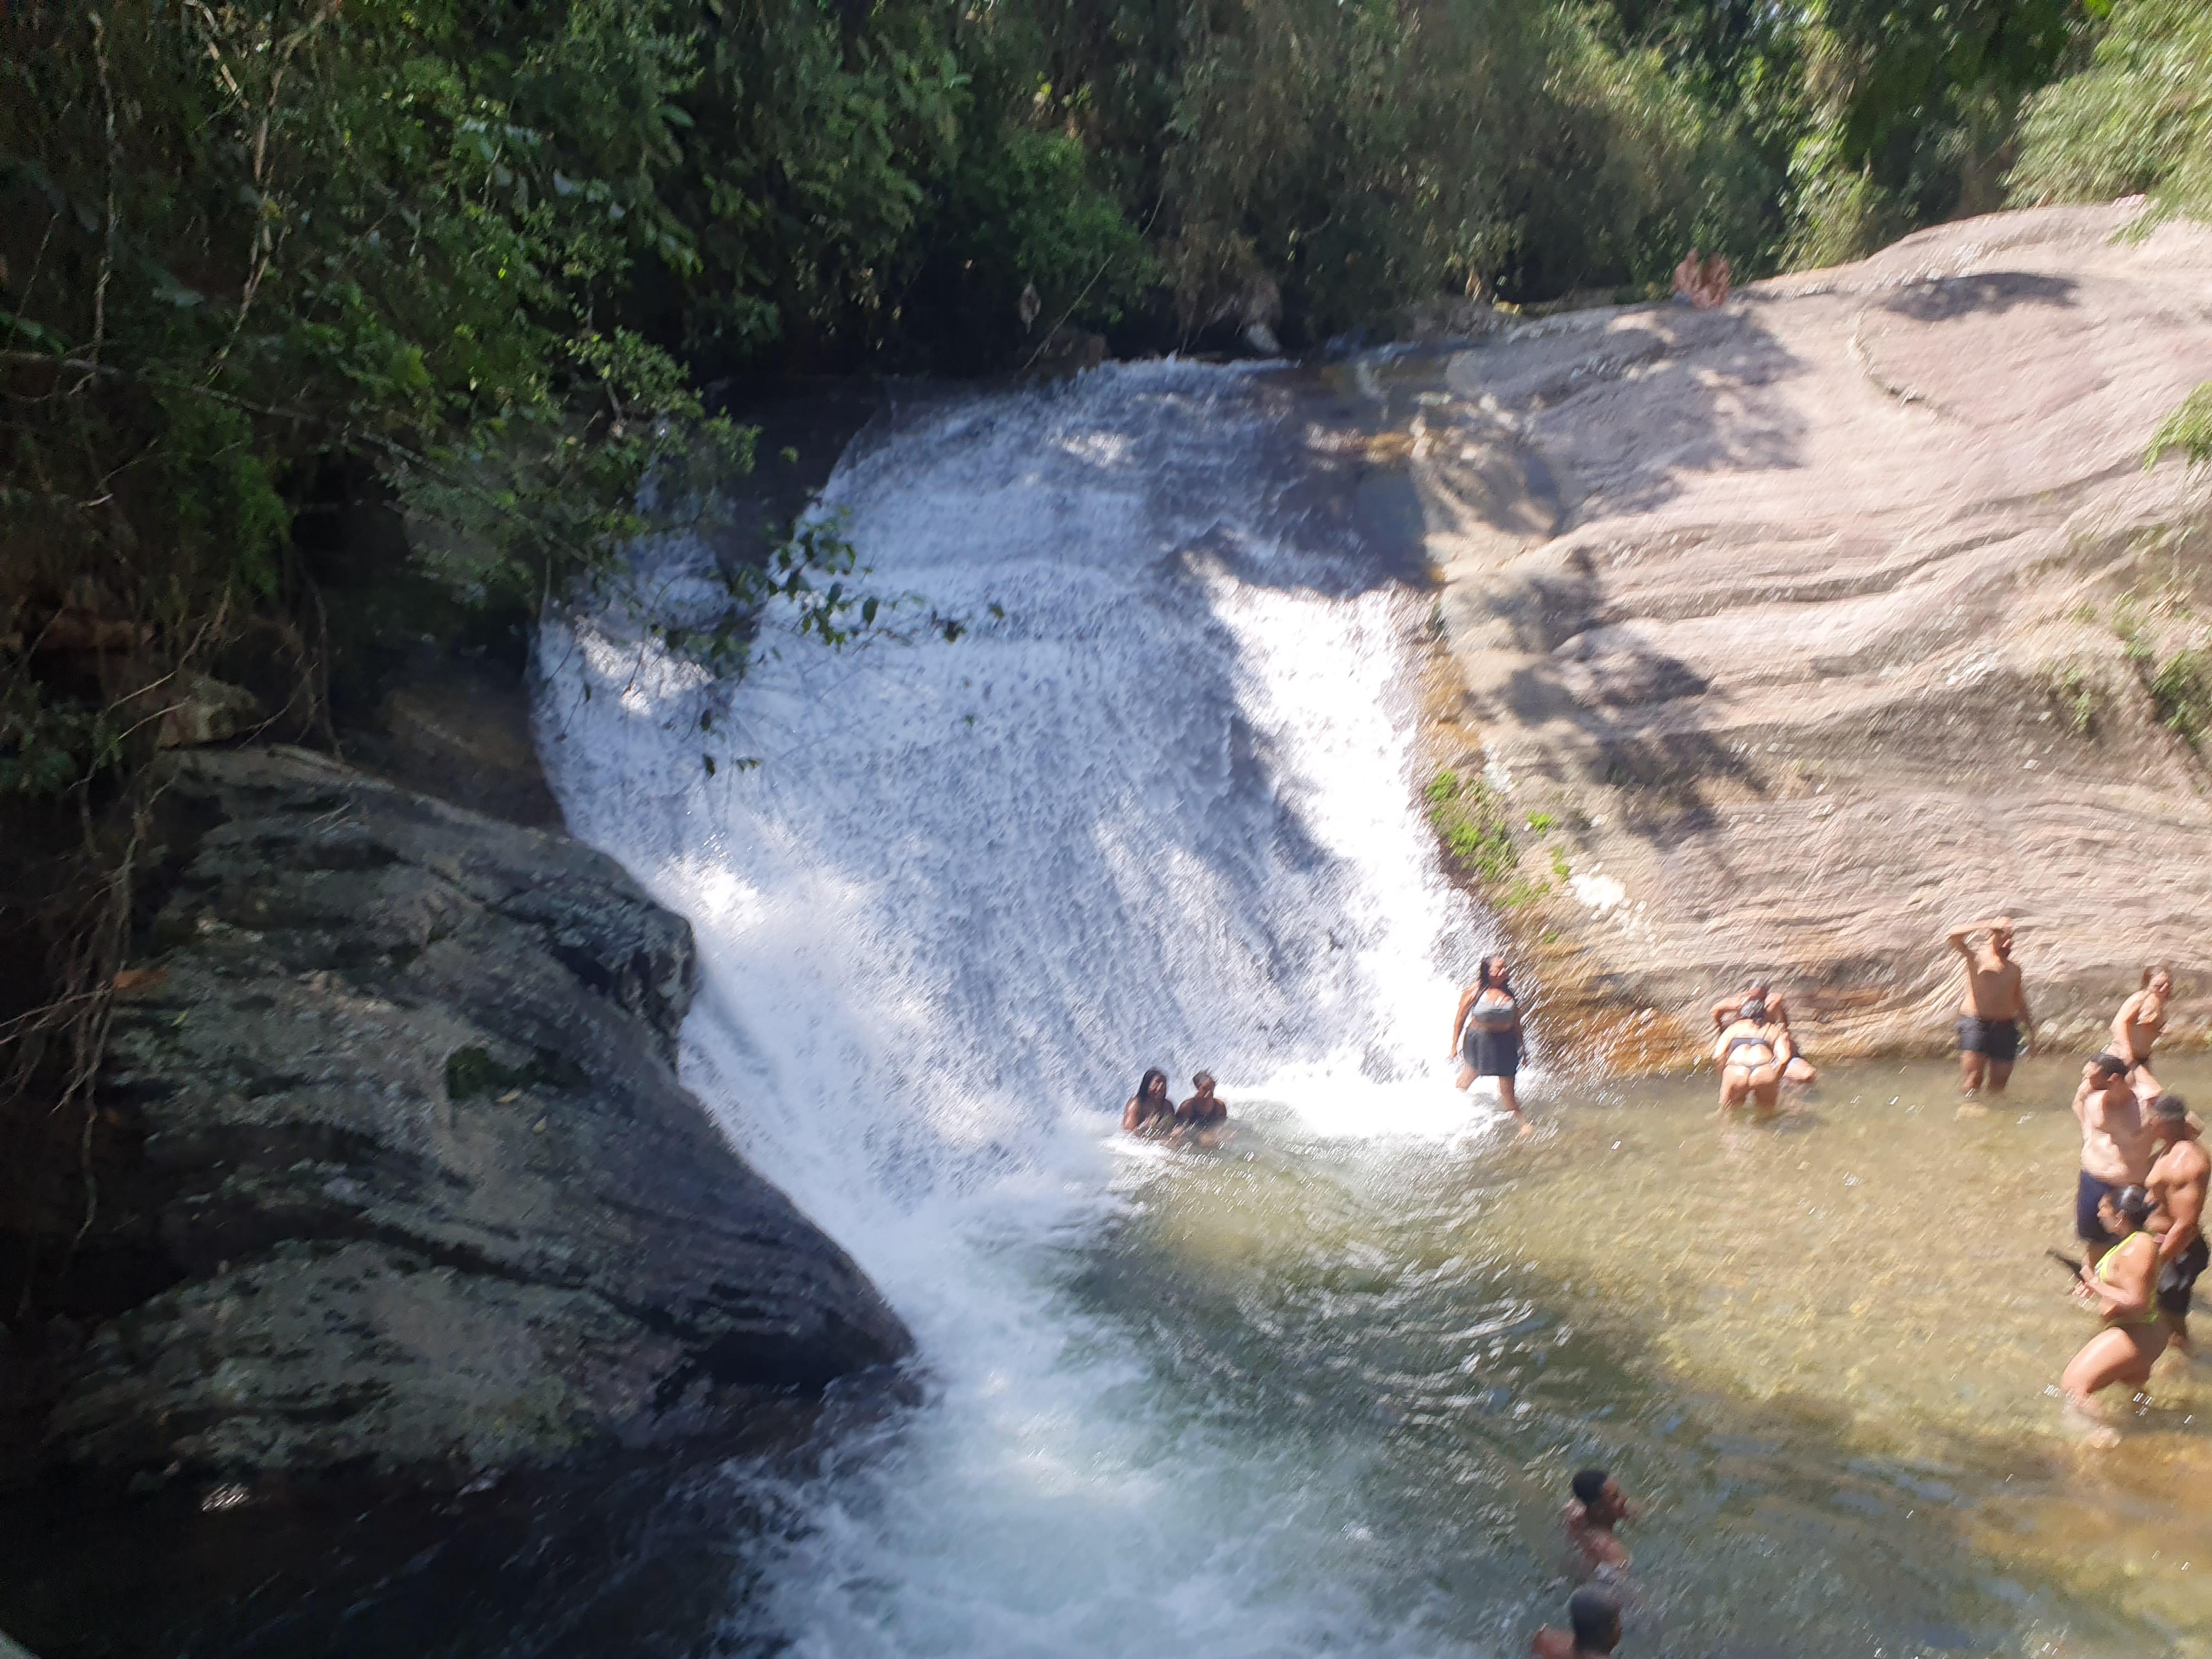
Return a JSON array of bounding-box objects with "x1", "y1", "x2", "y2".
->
[
  {"x1": 2110, "y1": 967, "x2": 2174, "y2": 1098},
  {"x1": 1452, "y1": 953, "x2": 1531, "y2": 1133},
  {"x1": 2146, "y1": 1094, "x2": 2208, "y2": 1353},
  {"x1": 1946, "y1": 914, "x2": 2032, "y2": 1096},
  {"x1": 1710, "y1": 981, "x2": 1816, "y2": 1085},
  {"x1": 1713, "y1": 998, "x2": 1792, "y2": 1118},
  {"x1": 1531, "y1": 1587, "x2": 1622, "y2": 1658},
  {"x1": 2061, "y1": 1183, "x2": 2168, "y2": 1447},
  {"x1": 1122, "y1": 1068, "x2": 1175, "y2": 1138},
  {"x1": 1564, "y1": 1468, "x2": 1638, "y2": 1575},
  {"x1": 1172, "y1": 1071, "x2": 1231, "y2": 1148},
  {"x1": 2074, "y1": 1052, "x2": 2155, "y2": 1266}
]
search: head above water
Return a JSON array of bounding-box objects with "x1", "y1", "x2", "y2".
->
[
  {"x1": 1737, "y1": 998, "x2": 1769, "y2": 1026},
  {"x1": 1568, "y1": 1586, "x2": 1623, "y2": 1651},
  {"x1": 1990, "y1": 916, "x2": 2016, "y2": 956},
  {"x1": 2101, "y1": 1184, "x2": 2155, "y2": 1235},
  {"x1": 1192, "y1": 1071, "x2": 1216, "y2": 1094},
  {"x1": 1138, "y1": 1068, "x2": 1169, "y2": 1103},
  {"x1": 2145, "y1": 965, "x2": 2174, "y2": 995},
  {"x1": 2152, "y1": 1093, "x2": 2198, "y2": 1136},
  {"x1": 1570, "y1": 1467, "x2": 1623, "y2": 1520},
  {"x1": 1477, "y1": 954, "x2": 1513, "y2": 995},
  {"x1": 2087, "y1": 1052, "x2": 2130, "y2": 1084}
]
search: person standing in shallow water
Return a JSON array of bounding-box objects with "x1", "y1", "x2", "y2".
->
[
  {"x1": 2146, "y1": 1094, "x2": 2208, "y2": 1352},
  {"x1": 1452, "y1": 954, "x2": 1530, "y2": 1133},
  {"x1": 1173, "y1": 1071, "x2": 1230, "y2": 1148},
  {"x1": 1947, "y1": 914, "x2": 2032, "y2": 1094},
  {"x1": 1713, "y1": 998, "x2": 1792, "y2": 1118},
  {"x1": 2074, "y1": 1052, "x2": 2155, "y2": 1266},
  {"x1": 1122, "y1": 1068, "x2": 1174, "y2": 1138},
  {"x1": 1710, "y1": 981, "x2": 1816, "y2": 1085},
  {"x1": 2110, "y1": 967, "x2": 2175, "y2": 1097},
  {"x1": 1532, "y1": 1587, "x2": 1622, "y2": 1658},
  {"x1": 2061, "y1": 1183, "x2": 2168, "y2": 1447}
]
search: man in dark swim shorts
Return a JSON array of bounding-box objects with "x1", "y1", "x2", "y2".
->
[
  {"x1": 2075, "y1": 1053, "x2": 2155, "y2": 1263},
  {"x1": 1946, "y1": 915, "x2": 2032, "y2": 1095},
  {"x1": 2148, "y1": 1094, "x2": 2209, "y2": 1348}
]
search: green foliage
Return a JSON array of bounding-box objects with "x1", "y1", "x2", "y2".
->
[
  {"x1": 1426, "y1": 768, "x2": 1518, "y2": 886},
  {"x1": 2150, "y1": 647, "x2": 2212, "y2": 749},
  {"x1": 2148, "y1": 386, "x2": 2212, "y2": 471}
]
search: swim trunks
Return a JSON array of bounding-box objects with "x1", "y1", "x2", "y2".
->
[
  {"x1": 1955, "y1": 1017, "x2": 2019, "y2": 1062},
  {"x1": 2077, "y1": 1169, "x2": 2120, "y2": 1246},
  {"x1": 1471, "y1": 1028, "x2": 1520, "y2": 1079},
  {"x1": 2159, "y1": 1234, "x2": 2210, "y2": 1319}
]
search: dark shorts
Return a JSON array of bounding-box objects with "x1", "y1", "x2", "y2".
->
[
  {"x1": 1956, "y1": 1017, "x2": 2019, "y2": 1063},
  {"x1": 2159, "y1": 1235, "x2": 2210, "y2": 1319},
  {"x1": 2078, "y1": 1170, "x2": 2120, "y2": 1246},
  {"x1": 1466, "y1": 1027, "x2": 1520, "y2": 1079}
]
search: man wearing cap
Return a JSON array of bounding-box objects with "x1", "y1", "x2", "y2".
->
[
  {"x1": 2147, "y1": 1094, "x2": 2209, "y2": 1352},
  {"x1": 2075, "y1": 1052, "x2": 2157, "y2": 1266}
]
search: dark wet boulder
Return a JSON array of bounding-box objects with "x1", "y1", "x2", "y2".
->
[{"x1": 58, "y1": 745, "x2": 911, "y2": 1492}]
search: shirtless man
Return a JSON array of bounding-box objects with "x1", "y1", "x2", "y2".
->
[
  {"x1": 1564, "y1": 1468, "x2": 1638, "y2": 1575},
  {"x1": 1532, "y1": 1588, "x2": 1622, "y2": 1659},
  {"x1": 2075, "y1": 1052, "x2": 2157, "y2": 1265},
  {"x1": 2146, "y1": 1094, "x2": 2209, "y2": 1352},
  {"x1": 1946, "y1": 915, "x2": 2032, "y2": 1095},
  {"x1": 1711, "y1": 981, "x2": 1816, "y2": 1084},
  {"x1": 1173, "y1": 1071, "x2": 1231, "y2": 1148},
  {"x1": 2111, "y1": 968, "x2": 2175, "y2": 1098}
]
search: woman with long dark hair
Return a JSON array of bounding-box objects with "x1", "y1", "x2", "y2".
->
[
  {"x1": 2062, "y1": 1182, "x2": 2170, "y2": 1446},
  {"x1": 1451, "y1": 954, "x2": 1529, "y2": 1131},
  {"x1": 1122, "y1": 1068, "x2": 1175, "y2": 1137}
]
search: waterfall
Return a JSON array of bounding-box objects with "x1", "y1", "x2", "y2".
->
[{"x1": 538, "y1": 360, "x2": 1502, "y2": 1656}]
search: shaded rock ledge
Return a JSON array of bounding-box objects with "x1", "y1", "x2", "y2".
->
[
  {"x1": 43, "y1": 744, "x2": 911, "y2": 1494},
  {"x1": 1413, "y1": 204, "x2": 2212, "y2": 1066}
]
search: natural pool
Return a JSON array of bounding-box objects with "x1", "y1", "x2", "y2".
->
[{"x1": 1083, "y1": 1057, "x2": 2212, "y2": 1657}]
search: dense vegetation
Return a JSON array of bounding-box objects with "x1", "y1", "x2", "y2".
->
[{"x1": 0, "y1": 0, "x2": 2206, "y2": 1161}]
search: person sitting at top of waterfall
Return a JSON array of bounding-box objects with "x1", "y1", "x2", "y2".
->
[
  {"x1": 1948, "y1": 914, "x2": 2032, "y2": 1096},
  {"x1": 1452, "y1": 954, "x2": 1530, "y2": 1132},
  {"x1": 1123, "y1": 1068, "x2": 1175, "y2": 1138},
  {"x1": 2110, "y1": 967, "x2": 2175, "y2": 1097},
  {"x1": 1172, "y1": 1072, "x2": 1231, "y2": 1148},
  {"x1": 1713, "y1": 1000, "x2": 1793, "y2": 1118},
  {"x1": 1564, "y1": 1468, "x2": 1639, "y2": 1575},
  {"x1": 1531, "y1": 1587, "x2": 1623, "y2": 1659},
  {"x1": 2061, "y1": 1182, "x2": 2168, "y2": 1447},
  {"x1": 1710, "y1": 981, "x2": 1816, "y2": 1085}
]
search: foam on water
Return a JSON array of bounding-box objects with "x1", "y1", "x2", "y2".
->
[{"x1": 538, "y1": 362, "x2": 1504, "y2": 1655}]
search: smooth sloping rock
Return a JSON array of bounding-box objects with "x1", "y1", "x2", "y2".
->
[
  {"x1": 1421, "y1": 204, "x2": 2212, "y2": 1060},
  {"x1": 63, "y1": 746, "x2": 910, "y2": 1486}
]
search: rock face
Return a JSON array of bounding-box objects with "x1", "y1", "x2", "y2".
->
[
  {"x1": 65, "y1": 746, "x2": 910, "y2": 1489},
  {"x1": 1419, "y1": 205, "x2": 2212, "y2": 1062}
]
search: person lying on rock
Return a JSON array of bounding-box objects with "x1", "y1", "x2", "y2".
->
[
  {"x1": 1947, "y1": 914, "x2": 2032, "y2": 1095},
  {"x1": 1172, "y1": 1071, "x2": 1231, "y2": 1148},
  {"x1": 1565, "y1": 1468, "x2": 1639, "y2": 1576},
  {"x1": 1710, "y1": 980, "x2": 1816, "y2": 1085},
  {"x1": 1122, "y1": 1068, "x2": 1175, "y2": 1138},
  {"x1": 2110, "y1": 966, "x2": 2174, "y2": 1099},
  {"x1": 1714, "y1": 999, "x2": 1792, "y2": 1118},
  {"x1": 2061, "y1": 1183, "x2": 2167, "y2": 1449},
  {"x1": 2074, "y1": 1052, "x2": 2155, "y2": 1267},
  {"x1": 1532, "y1": 1587, "x2": 1623, "y2": 1659}
]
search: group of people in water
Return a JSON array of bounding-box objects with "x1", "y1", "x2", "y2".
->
[{"x1": 1120, "y1": 1068, "x2": 1233, "y2": 1148}]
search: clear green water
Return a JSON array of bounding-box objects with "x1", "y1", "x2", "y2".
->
[{"x1": 1072, "y1": 1057, "x2": 2212, "y2": 1657}]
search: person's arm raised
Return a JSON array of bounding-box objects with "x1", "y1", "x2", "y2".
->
[
  {"x1": 1945, "y1": 919, "x2": 1987, "y2": 958},
  {"x1": 1711, "y1": 995, "x2": 1740, "y2": 1031}
]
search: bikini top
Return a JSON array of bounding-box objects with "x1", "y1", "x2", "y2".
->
[
  {"x1": 1469, "y1": 993, "x2": 1519, "y2": 1031},
  {"x1": 2100, "y1": 1232, "x2": 2161, "y2": 1327}
]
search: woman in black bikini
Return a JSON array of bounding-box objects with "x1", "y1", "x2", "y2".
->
[
  {"x1": 1122, "y1": 1068, "x2": 1175, "y2": 1137},
  {"x1": 1451, "y1": 954, "x2": 1530, "y2": 1132},
  {"x1": 1714, "y1": 998, "x2": 1792, "y2": 1118}
]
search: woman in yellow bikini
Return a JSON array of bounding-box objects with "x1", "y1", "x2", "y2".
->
[{"x1": 2061, "y1": 1183, "x2": 2170, "y2": 1445}]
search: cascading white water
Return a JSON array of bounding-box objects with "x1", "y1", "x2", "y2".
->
[{"x1": 538, "y1": 361, "x2": 1507, "y2": 1656}]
